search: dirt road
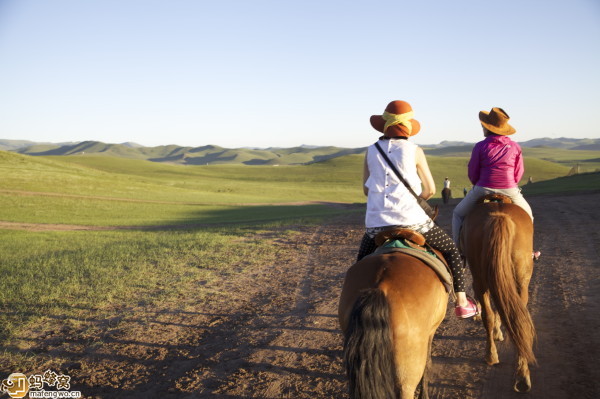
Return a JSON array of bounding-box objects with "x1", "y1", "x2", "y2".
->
[{"x1": 4, "y1": 192, "x2": 599, "y2": 398}]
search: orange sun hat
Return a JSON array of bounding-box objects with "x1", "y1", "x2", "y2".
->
[{"x1": 370, "y1": 100, "x2": 421, "y2": 137}]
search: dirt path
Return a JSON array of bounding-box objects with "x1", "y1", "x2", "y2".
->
[{"x1": 3, "y1": 192, "x2": 599, "y2": 398}]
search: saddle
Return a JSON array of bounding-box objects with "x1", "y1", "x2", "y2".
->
[
  {"x1": 371, "y1": 228, "x2": 454, "y2": 296},
  {"x1": 374, "y1": 228, "x2": 426, "y2": 247},
  {"x1": 478, "y1": 193, "x2": 513, "y2": 204}
]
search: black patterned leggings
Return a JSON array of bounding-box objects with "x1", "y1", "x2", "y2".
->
[{"x1": 356, "y1": 224, "x2": 466, "y2": 292}]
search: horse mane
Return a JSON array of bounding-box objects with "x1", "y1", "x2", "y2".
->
[{"x1": 483, "y1": 212, "x2": 537, "y2": 365}]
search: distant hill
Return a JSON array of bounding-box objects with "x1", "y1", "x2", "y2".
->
[
  {"x1": 1, "y1": 137, "x2": 597, "y2": 165},
  {"x1": 2, "y1": 139, "x2": 367, "y2": 166},
  {"x1": 518, "y1": 137, "x2": 600, "y2": 149}
]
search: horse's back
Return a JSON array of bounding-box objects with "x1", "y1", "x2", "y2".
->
[
  {"x1": 338, "y1": 252, "x2": 446, "y2": 334},
  {"x1": 462, "y1": 202, "x2": 533, "y2": 251}
]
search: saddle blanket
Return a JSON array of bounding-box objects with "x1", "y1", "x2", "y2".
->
[{"x1": 371, "y1": 238, "x2": 454, "y2": 296}]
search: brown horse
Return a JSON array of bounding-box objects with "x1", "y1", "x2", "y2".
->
[
  {"x1": 459, "y1": 197, "x2": 536, "y2": 393},
  {"x1": 338, "y1": 248, "x2": 448, "y2": 398},
  {"x1": 442, "y1": 187, "x2": 452, "y2": 204}
]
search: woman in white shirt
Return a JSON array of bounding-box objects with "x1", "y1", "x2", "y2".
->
[{"x1": 357, "y1": 100, "x2": 478, "y2": 319}]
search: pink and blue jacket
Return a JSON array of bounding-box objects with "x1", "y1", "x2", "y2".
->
[{"x1": 468, "y1": 135, "x2": 524, "y2": 189}]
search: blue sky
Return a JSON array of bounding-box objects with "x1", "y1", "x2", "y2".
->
[{"x1": 0, "y1": 0, "x2": 599, "y2": 148}]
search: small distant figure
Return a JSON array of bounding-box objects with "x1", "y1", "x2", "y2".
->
[
  {"x1": 527, "y1": 176, "x2": 534, "y2": 184},
  {"x1": 442, "y1": 177, "x2": 452, "y2": 204},
  {"x1": 463, "y1": 187, "x2": 468, "y2": 197}
]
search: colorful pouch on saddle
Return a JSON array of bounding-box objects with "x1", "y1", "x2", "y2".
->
[
  {"x1": 381, "y1": 237, "x2": 436, "y2": 257},
  {"x1": 479, "y1": 193, "x2": 513, "y2": 204}
]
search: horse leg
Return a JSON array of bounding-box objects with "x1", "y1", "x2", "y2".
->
[
  {"x1": 514, "y1": 270, "x2": 532, "y2": 393},
  {"x1": 493, "y1": 311, "x2": 504, "y2": 342},
  {"x1": 471, "y1": 277, "x2": 483, "y2": 322},
  {"x1": 481, "y1": 291, "x2": 500, "y2": 365},
  {"x1": 514, "y1": 355, "x2": 532, "y2": 393},
  {"x1": 394, "y1": 339, "x2": 429, "y2": 399},
  {"x1": 472, "y1": 278, "x2": 499, "y2": 340},
  {"x1": 416, "y1": 334, "x2": 435, "y2": 399}
]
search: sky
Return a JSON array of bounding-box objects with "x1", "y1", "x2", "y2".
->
[{"x1": 0, "y1": 0, "x2": 599, "y2": 149}]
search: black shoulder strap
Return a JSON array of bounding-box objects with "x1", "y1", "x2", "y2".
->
[{"x1": 374, "y1": 142, "x2": 421, "y2": 200}]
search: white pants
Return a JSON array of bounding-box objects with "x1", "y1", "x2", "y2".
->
[{"x1": 452, "y1": 185, "x2": 533, "y2": 243}]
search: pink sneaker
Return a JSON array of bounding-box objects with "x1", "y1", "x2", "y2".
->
[{"x1": 455, "y1": 297, "x2": 480, "y2": 319}]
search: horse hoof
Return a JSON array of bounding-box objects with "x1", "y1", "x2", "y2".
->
[
  {"x1": 513, "y1": 376, "x2": 531, "y2": 393},
  {"x1": 485, "y1": 356, "x2": 499, "y2": 365}
]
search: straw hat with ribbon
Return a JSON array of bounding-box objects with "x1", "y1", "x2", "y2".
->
[
  {"x1": 370, "y1": 100, "x2": 421, "y2": 137},
  {"x1": 479, "y1": 107, "x2": 516, "y2": 135}
]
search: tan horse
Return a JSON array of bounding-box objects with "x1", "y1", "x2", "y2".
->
[
  {"x1": 459, "y1": 197, "x2": 536, "y2": 392},
  {"x1": 338, "y1": 248, "x2": 448, "y2": 399}
]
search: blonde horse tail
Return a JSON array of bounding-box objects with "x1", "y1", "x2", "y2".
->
[
  {"x1": 344, "y1": 288, "x2": 397, "y2": 398},
  {"x1": 483, "y1": 212, "x2": 536, "y2": 365}
]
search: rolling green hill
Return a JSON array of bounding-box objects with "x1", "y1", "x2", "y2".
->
[
  {"x1": 6, "y1": 137, "x2": 597, "y2": 166},
  {"x1": 1, "y1": 144, "x2": 592, "y2": 218},
  {"x1": 14, "y1": 140, "x2": 367, "y2": 165}
]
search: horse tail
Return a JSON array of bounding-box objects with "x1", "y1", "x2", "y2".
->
[
  {"x1": 344, "y1": 288, "x2": 397, "y2": 399},
  {"x1": 483, "y1": 212, "x2": 536, "y2": 365}
]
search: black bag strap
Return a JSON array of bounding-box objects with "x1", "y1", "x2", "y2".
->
[{"x1": 374, "y1": 142, "x2": 422, "y2": 201}]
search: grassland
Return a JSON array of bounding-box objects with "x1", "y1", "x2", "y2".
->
[
  {"x1": 0, "y1": 146, "x2": 598, "y2": 353},
  {"x1": 521, "y1": 171, "x2": 600, "y2": 196},
  {"x1": 0, "y1": 227, "x2": 290, "y2": 345},
  {"x1": 0, "y1": 151, "x2": 364, "y2": 226}
]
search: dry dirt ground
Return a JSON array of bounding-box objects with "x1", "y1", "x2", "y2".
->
[{"x1": 2, "y1": 192, "x2": 599, "y2": 398}]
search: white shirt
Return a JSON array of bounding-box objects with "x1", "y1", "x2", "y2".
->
[{"x1": 364, "y1": 139, "x2": 429, "y2": 228}]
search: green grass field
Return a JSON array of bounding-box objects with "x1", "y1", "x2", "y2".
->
[
  {"x1": 521, "y1": 171, "x2": 600, "y2": 196},
  {"x1": 0, "y1": 227, "x2": 288, "y2": 345},
  {"x1": 0, "y1": 147, "x2": 598, "y2": 353}
]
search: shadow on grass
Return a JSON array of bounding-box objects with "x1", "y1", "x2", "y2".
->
[
  {"x1": 43, "y1": 202, "x2": 366, "y2": 232},
  {"x1": 137, "y1": 202, "x2": 365, "y2": 230}
]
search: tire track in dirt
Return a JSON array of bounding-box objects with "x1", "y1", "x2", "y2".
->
[
  {"x1": 62, "y1": 220, "x2": 355, "y2": 398},
  {"x1": 203, "y1": 220, "x2": 357, "y2": 398}
]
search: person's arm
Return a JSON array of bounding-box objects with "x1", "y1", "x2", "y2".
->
[
  {"x1": 362, "y1": 151, "x2": 369, "y2": 196},
  {"x1": 415, "y1": 146, "x2": 435, "y2": 200},
  {"x1": 513, "y1": 144, "x2": 524, "y2": 185},
  {"x1": 467, "y1": 144, "x2": 480, "y2": 185}
]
